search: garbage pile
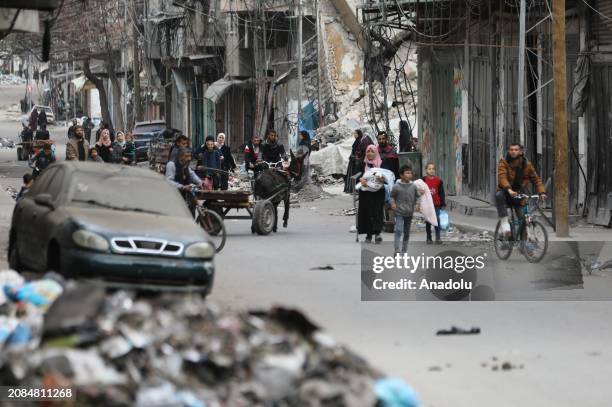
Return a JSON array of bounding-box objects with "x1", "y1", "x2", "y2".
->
[
  {"x1": 0, "y1": 272, "x2": 419, "y2": 407},
  {"x1": 0, "y1": 74, "x2": 27, "y2": 86},
  {"x1": 291, "y1": 183, "x2": 331, "y2": 203}
]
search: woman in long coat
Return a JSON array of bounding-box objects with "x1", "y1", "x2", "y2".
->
[
  {"x1": 344, "y1": 129, "x2": 372, "y2": 193},
  {"x1": 356, "y1": 145, "x2": 386, "y2": 244}
]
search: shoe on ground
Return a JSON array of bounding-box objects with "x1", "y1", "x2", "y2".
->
[
  {"x1": 435, "y1": 239, "x2": 442, "y2": 245},
  {"x1": 426, "y1": 239, "x2": 433, "y2": 245},
  {"x1": 364, "y1": 237, "x2": 372, "y2": 243},
  {"x1": 375, "y1": 235, "x2": 383, "y2": 244}
]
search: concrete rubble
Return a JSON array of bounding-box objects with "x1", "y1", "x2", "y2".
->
[
  {"x1": 0, "y1": 272, "x2": 419, "y2": 406},
  {"x1": 0, "y1": 74, "x2": 27, "y2": 86}
]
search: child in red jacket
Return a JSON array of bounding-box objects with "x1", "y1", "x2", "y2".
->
[{"x1": 422, "y1": 163, "x2": 446, "y2": 244}]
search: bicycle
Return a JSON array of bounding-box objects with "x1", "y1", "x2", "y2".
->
[
  {"x1": 186, "y1": 186, "x2": 227, "y2": 253},
  {"x1": 494, "y1": 194, "x2": 549, "y2": 263}
]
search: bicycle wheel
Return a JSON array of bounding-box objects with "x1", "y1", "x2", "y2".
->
[
  {"x1": 197, "y1": 208, "x2": 226, "y2": 253},
  {"x1": 494, "y1": 220, "x2": 513, "y2": 260},
  {"x1": 520, "y1": 220, "x2": 548, "y2": 263}
]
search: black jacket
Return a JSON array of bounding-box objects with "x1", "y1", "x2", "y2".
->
[
  {"x1": 219, "y1": 145, "x2": 236, "y2": 171},
  {"x1": 262, "y1": 142, "x2": 286, "y2": 163}
]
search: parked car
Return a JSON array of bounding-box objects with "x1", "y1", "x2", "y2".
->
[
  {"x1": 9, "y1": 162, "x2": 215, "y2": 294},
  {"x1": 132, "y1": 120, "x2": 180, "y2": 162},
  {"x1": 22, "y1": 105, "x2": 55, "y2": 125}
]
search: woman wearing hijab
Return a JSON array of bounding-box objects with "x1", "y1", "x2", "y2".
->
[
  {"x1": 294, "y1": 130, "x2": 312, "y2": 189},
  {"x1": 344, "y1": 129, "x2": 372, "y2": 193},
  {"x1": 356, "y1": 145, "x2": 387, "y2": 243},
  {"x1": 113, "y1": 131, "x2": 130, "y2": 164},
  {"x1": 96, "y1": 129, "x2": 119, "y2": 163},
  {"x1": 215, "y1": 133, "x2": 236, "y2": 190}
]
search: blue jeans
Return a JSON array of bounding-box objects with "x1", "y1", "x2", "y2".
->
[
  {"x1": 426, "y1": 207, "x2": 441, "y2": 241},
  {"x1": 394, "y1": 214, "x2": 413, "y2": 252}
]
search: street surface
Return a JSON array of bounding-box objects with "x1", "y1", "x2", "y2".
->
[{"x1": 1, "y1": 84, "x2": 612, "y2": 406}]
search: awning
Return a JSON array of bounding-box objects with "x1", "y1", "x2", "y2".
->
[
  {"x1": 71, "y1": 75, "x2": 96, "y2": 92},
  {"x1": 204, "y1": 76, "x2": 251, "y2": 104}
]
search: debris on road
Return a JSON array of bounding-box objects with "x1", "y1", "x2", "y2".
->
[
  {"x1": 436, "y1": 326, "x2": 481, "y2": 336},
  {"x1": 0, "y1": 274, "x2": 419, "y2": 406},
  {"x1": 310, "y1": 265, "x2": 335, "y2": 271},
  {"x1": 291, "y1": 183, "x2": 331, "y2": 203}
]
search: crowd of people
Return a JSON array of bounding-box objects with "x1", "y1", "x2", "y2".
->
[
  {"x1": 347, "y1": 128, "x2": 445, "y2": 253},
  {"x1": 164, "y1": 128, "x2": 311, "y2": 197}
]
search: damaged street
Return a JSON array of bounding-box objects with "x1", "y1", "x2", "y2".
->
[{"x1": 2, "y1": 0, "x2": 612, "y2": 406}]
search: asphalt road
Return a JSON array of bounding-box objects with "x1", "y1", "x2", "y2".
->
[{"x1": 1, "y1": 83, "x2": 612, "y2": 406}]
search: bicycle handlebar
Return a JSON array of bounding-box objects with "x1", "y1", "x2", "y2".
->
[{"x1": 513, "y1": 194, "x2": 542, "y2": 199}]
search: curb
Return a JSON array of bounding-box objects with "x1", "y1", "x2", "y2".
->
[{"x1": 451, "y1": 220, "x2": 495, "y2": 235}]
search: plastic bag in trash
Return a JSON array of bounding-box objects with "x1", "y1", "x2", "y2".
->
[
  {"x1": 0, "y1": 315, "x2": 20, "y2": 345},
  {"x1": 375, "y1": 377, "x2": 420, "y2": 407},
  {"x1": 0, "y1": 270, "x2": 25, "y2": 305},
  {"x1": 7, "y1": 323, "x2": 31, "y2": 345},
  {"x1": 4, "y1": 280, "x2": 63, "y2": 308}
]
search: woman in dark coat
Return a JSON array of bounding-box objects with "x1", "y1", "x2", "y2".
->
[
  {"x1": 95, "y1": 129, "x2": 120, "y2": 163},
  {"x1": 344, "y1": 129, "x2": 372, "y2": 193},
  {"x1": 357, "y1": 145, "x2": 386, "y2": 243},
  {"x1": 215, "y1": 133, "x2": 236, "y2": 190}
]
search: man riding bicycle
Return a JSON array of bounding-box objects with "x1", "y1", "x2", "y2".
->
[
  {"x1": 166, "y1": 148, "x2": 206, "y2": 213},
  {"x1": 496, "y1": 143, "x2": 546, "y2": 235}
]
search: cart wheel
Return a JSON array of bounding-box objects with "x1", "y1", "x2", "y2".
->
[
  {"x1": 252, "y1": 200, "x2": 276, "y2": 235},
  {"x1": 17, "y1": 147, "x2": 23, "y2": 161},
  {"x1": 197, "y1": 208, "x2": 226, "y2": 253}
]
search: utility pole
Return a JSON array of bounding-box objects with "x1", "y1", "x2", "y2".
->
[
  {"x1": 518, "y1": 0, "x2": 526, "y2": 147},
  {"x1": 315, "y1": 0, "x2": 323, "y2": 126},
  {"x1": 133, "y1": 21, "x2": 142, "y2": 124},
  {"x1": 553, "y1": 0, "x2": 569, "y2": 237},
  {"x1": 297, "y1": 0, "x2": 303, "y2": 148}
]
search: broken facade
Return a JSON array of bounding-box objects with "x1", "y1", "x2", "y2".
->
[
  {"x1": 143, "y1": 0, "x2": 362, "y2": 151},
  {"x1": 360, "y1": 0, "x2": 612, "y2": 226}
]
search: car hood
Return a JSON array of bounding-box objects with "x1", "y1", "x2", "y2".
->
[{"x1": 65, "y1": 206, "x2": 207, "y2": 242}]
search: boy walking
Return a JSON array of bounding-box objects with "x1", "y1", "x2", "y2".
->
[
  {"x1": 16, "y1": 173, "x2": 33, "y2": 201},
  {"x1": 390, "y1": 165, "x2": 424, "y2": 253},
  {"x1": 422, "y1": 163, "x2": 446, "y2": 244}
]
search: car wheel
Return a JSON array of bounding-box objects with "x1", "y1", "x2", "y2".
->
[{"x1": 9, "y1": 240, "x2": 21, "y2": 272}]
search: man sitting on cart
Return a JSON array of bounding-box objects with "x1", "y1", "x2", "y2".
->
[
  {"x1": 261, "y1": 129, "x2": 287, "y2": 165},
  {"x1": 29, "y1": 143, "x2": 56, "y2": 179},
  {"x1": 165, "y1": 148, "x2": 206, "y2": 212}
]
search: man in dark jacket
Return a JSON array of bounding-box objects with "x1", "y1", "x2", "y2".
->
[
  {"x1": 261, "y1": 129, "x2": 286, "y2": 164},
  {"x1": 197, "y1": 136, "x2": 222, "y2": 189},
  {"x1": 67, "y1": 118, "x2": 78, "y2": 139},
  {"x1": 244, "y1": 135, "x2": 262, "y2": 171},
  {"x1": 377, "y1": 131, "x2": 400, "y2": 179},
  {"x1": 35, "y1": 124, "x2": 50, "y2": 141}
]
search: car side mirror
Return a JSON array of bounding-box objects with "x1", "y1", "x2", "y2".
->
[{"x1": 34, "y1": 193, "x2": 55, "y2": 210}]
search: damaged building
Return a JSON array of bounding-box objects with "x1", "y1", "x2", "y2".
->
[
  {"x1": 359, "y1": 0, "x2": 612, "y2": 226},
  {"x1": 143, "y1": 0, "x2": 363, "y2": 151}
]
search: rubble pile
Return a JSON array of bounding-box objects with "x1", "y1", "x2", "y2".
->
[
  {"x1": 0, "y1": 273, "x2": 419, "y2": 406},
  {"x1": 0, "y1": 74, "x2": 27, "y2": 86},
  {"x1": 291, "y1": 183, "x2": 331, "y2": 203}
]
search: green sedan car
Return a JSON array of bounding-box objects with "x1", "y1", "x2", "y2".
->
[{"x1": 9, "y1": 162, "x2": 215, "y2": 294}]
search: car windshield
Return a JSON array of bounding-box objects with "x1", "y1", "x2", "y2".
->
[
  {"x1": 133, "y1": 124, "x2": 164, "y2": 134},
  {"x1": 68, "y1": 171, "x2": 190, "y2": 218}
]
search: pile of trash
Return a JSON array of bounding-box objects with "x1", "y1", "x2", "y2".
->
[
  {"x1": 0, "y1": 272, "x2": 419, "y2": 406},
  {"x1": 0, "y1": 74, "x2": 27, "y2": 86},
  {"x1": 291, "y1": 183, "x2": 331, "y2": 203}
]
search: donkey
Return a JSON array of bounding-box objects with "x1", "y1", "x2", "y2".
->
[{"x1": 253, "y1": 151, "x2": 305, "y2": 232}]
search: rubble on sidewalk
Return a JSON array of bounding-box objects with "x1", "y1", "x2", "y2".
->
[
  {"x1": 0, "y1": 74, "x2": 27, "y2": 86},
  {"x1": 0, "y1": 274, "x2": 419, "y2": 406},
  {"x1": 291, "y1": 183, "x2": 332, "y2": 203}
]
